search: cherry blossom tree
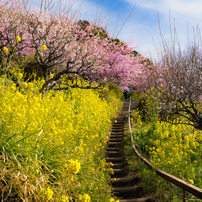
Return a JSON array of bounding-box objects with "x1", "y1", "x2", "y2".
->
[{"x1": 0, "y1": 0, "x2": 149, "y2": 94}]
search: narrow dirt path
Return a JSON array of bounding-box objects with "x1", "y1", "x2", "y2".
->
[{"x1": 106, "y1": 102, "x2": 155, "y2": 202}]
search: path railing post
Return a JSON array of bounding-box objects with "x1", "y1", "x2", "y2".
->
[{"x1": 183, "y1": 189, "x2": 186, "y2": 202}]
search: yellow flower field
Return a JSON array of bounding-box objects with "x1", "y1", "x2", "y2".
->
[
  {"x1": 130, "y1": 92, "x2": 202, "y2": 200},
  {"x1": 0, "y1": 77, "x2": 122, "y2": 201}
]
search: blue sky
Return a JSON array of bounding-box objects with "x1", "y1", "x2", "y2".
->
[
  {"x1": 71, "y1": 0, "x2": 202, "y2": 61},
  {"x1": 32, "y1": 0, "x2": 202, "y2": 61}
]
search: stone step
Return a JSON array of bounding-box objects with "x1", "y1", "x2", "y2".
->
[
  {"x1": 111, "y1": 166, "x2": 129, "y2": 178},
  {"x1": 111, "y1": 126, "x2": 123, "y2": 129},
  {"x1": 110, "y1": 175, "x2": 141, "y2": 187},
  {"x1": 105, "y1": 157, "x2": 126, "y2": 163},
  {"x1": 112, "y1": 125, "x2": 124, "y2": 128},
  {"x1": 112, "y1": 123, "x2": 124, "y2": 127},
  {"x1": 119, "y1": 197, "x2": 155, "y2": 202},
  {"x1": 113, "y1": 120, "x2": 124, "y2": 123},
  {"x1": 111, "y1": 129, "x2": 124, "y2": 133},
  {"x1": 112, "y1": 185, "x2": 144, "y2": 199},
  {"x1": 106, "y1": 150, "x2": 123, "y2": 157},
  {"x1": 108, "y1": 138, "x2": 123, "y2": 142},
  {"x1": 107, "y1": 141, "x2": 123, "y2": 147},
  {"x1": 109, "y1": 134, "x2": 123, "y2": 138},
  {"x1": 110, "y1": 131, "x2": 123, "y2": 135},
  {"x1": 111, "y1": 162, "x2": 128, "y2": 169},
  {"x1": 109, "y1": 135, "x2": 123, "y2": 139},
  {"x1": 110, "y1": 133, "x2": 123, "y2": 137},
  {"x1": 106, "y1": 147, "x2": 123, "y2": 151},
  {"x1": 111, "y1": 130, "x2": 123, "y2": 133}
]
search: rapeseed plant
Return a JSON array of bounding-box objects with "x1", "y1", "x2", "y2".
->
[
  {"x1": 3, "y1": 46, "x2": 8, "y2": 53},
  {"x1": 66, "y1": 159, "x2": 81, "y2": 174},
  {"x1": 42, "y1": 44, "x2": 47, "y2": 51},
  {"x1": 129, "y1": 91, "x2": 202, "y2": 200},
  {"x1": 16, "y1": 36, "x2": 21, "y2": 42},
  {"x1": 41, "y1": 187, "x2": 54, "y2": 200},
  {"x1": 79, "y1": 193, "x2": 91, "y2": 202},
  {"x1": 110, "y1": 198, "x2": 120, "y2": 202},
  {"x1": 0, "y1": 76, "x2": 122, "y2": 201},
  {"x1": 61, "y1": 195, "x2": 69, "y2": 202}
]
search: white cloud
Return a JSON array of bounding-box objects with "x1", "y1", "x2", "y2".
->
[
  {"x1": 126, "y1": 0, "x2": 202, "y2": 20},
  {"x1": 166, "y1": 0, "x2": 202, "y2": 20},
  {"x1": 123, "y1": 0, "x2": 202, "y2": 61}
]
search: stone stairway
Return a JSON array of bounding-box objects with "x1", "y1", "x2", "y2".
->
[{"x1": 106, "y1": 102, "x2": 155, "y2": 202}]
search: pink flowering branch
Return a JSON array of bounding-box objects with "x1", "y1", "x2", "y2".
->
[{"x1": 0, "y1": 0, "x2": 150, "y2": 95}]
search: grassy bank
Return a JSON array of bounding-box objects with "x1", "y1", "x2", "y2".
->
[
  {"x1": 0, "y1": 77, "x2": 122, "y2": 201},
  {"x1": 124, "y1": 92, "x2": 202, "y2": 201}
]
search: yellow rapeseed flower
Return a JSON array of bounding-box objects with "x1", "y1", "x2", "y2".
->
[
  {"x1": 109, "y1": 199, "x2": 120, "y2": 202},
  {"x1": 41, "y1": 187, "x2": 53, "y2": 200},
  {"x1": 61, "y1": 195, "x2": 69, "y2": 202},
  {"x1": 188, "y1": 179, "x2": 194, "y2": 184},
  {"x1": 18, "y1": 73, "x2": 23, "y2": 79},
  {"x1": 42, "y1": 44, "x2": 47, "y2": 51},
  {"x1": 67, "y1": 159, "x2": 81, "y2": 174},
  {"x1": 79, "y1": 194, "x2": 91, "y2": 202},
  {"x1": 50, "y1": 74, "x2": 54, "y2": 79},
  {"x1": 16, "y1": 36, "x2": 21, "y2": 42},
  {"x1": 3, "y1": 47, "x2": 8, "y2": 53}
]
